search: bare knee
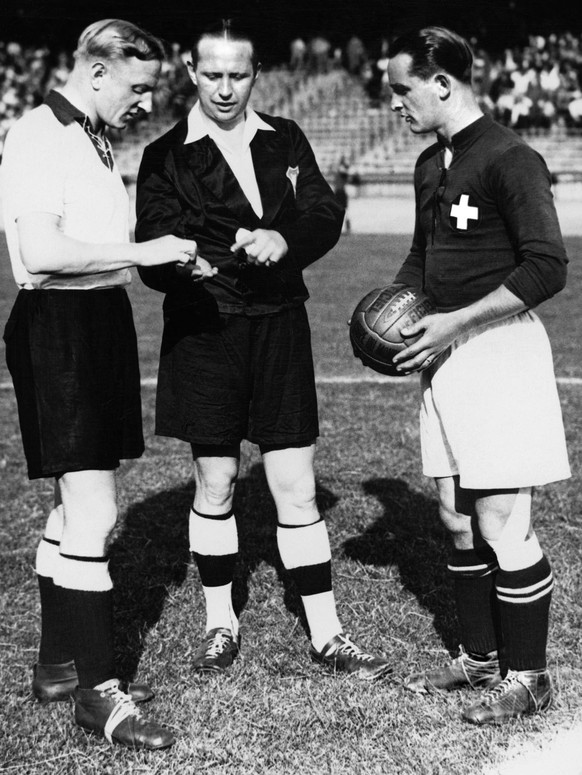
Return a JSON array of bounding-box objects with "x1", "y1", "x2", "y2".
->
[
  {"x1": 435, "y1": 477, "x2": 475, "y2": 548},
  {"x1": 476, "y1": 488, "x2": 537, "y2": 569},
  {"x1": 263, "y1": 446, "x2": 318, "y2": 524},
  {"x1": 193, "y1": 456, "x2": 239, "y2": 512},
  {"x1": 58, "y1": 470, "x2": 118, "y2": 551},
  {"x1": 272, "y1": 470, "x2": 317, "y2": 511}
]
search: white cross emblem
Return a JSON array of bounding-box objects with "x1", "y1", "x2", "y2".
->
[{"x1": 450, "y1": 194, "x2": 479, "y2": 230}]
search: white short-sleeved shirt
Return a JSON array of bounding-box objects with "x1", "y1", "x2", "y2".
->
[{"x1": 1, "y1": 94, "x2": 131, "y2": 289}]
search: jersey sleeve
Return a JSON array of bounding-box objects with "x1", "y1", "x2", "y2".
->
[
  {"x1": 274, "y1": 120, "x2": 344, "y2": 270},
  {"x1": 490, "y1": 144, "x2": 568, "y2": 307},
  {"x1": 135, "y1": 141, "x2": 186, "y2": 294},
  {"x1": 394, "y1": 169, "x2": 427, "y2": 290},
  {"x1": 1, "y1": 110, "x2": 66, "y2": 221}
]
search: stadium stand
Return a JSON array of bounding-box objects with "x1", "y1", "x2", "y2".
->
[{"x1": 2, "y1": 34, "x2": 582, "y2": 189}]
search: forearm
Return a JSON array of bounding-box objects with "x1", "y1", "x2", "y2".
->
[
  {"x1": 448, "y1": 284, "x2": 528, "y2": 335},
  {"x1": 21, "y1": 228, "x2": 150, "y2": 275},
  {"x1": 17, "y1": 213, "x2": 196, "y2": 276},
  {"x1": 395, "y1": 284, "x2": 528, "y2": 373}
]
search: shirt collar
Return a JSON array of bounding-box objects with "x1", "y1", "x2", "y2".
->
[
  {"x1": 184, "y1": 100, "x2": 275, "y2": 146},
  {"x1": 44, "y1": 89, "x2": 114, "y2": 171},
  {"x1": 44, "y1": 89, "x2": 87, "y2": 126},
  {"x1": 438, "y1": 113, "x2": 494, "y2": 152}
]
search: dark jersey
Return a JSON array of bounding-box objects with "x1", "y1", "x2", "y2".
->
[{"x1": 395, "y1": 114, "x2": 568, "y2": 312}]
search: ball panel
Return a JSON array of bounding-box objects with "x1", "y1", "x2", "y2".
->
[{"x1": 349, "y1": 284, "x2": 436, "y2": 376}]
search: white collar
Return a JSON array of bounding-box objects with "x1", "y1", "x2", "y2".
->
[{"x1": 184, "y1": 100, "x2": 275, "y2": 145}]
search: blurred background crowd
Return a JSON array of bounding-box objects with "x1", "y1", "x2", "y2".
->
[
  {"x1": 2, "y1": 0, "x2": 582, "y2": 192},
  {"x1": 2, "y1": 29, "x2": 582, "y2": 157}
]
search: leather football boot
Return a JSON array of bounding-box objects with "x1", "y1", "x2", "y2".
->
[
  {"x1": 192, "y1": 628, "x2": 240, "y2": 674},
  {"x1": 310, "y1": 633, "x2": 392, "y2": 681},
  {"x1": 32, "y1": 660, "x2": 77, "y2": 702},
  {"x1": 404, "y1": 645, "x2": 502, "y2": 693},
  {"x1": 74, "y1": 679, "x2": 174, "y2": 749},
  {"x1": 462, "y1": 668, "x2": 552, "y2": 725},
  {"x1": 33, "y1": 661, "x2": 154, "y2": 703}
]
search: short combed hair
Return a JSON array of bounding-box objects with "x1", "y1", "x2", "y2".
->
[
  {"x1": 75, "y1": 19, "x2": 166, "y2": 63},
  {"x1": 389, "y1": 26, "x2": 473, "y2": 85},
  {"x1": 190, "y1": 19, "x2": 260, "y2": 73}
]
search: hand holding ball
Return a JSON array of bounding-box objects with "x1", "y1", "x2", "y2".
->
[{"x1": 349, "y1": 285, "x2": 436, "y2": 376}]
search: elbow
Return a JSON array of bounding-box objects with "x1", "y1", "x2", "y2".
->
[
  {"x1": 17, "y1": 221, "x2": 62, "y2": 274},
  {"x1": 541, "y1": 265, "x2": 568, "y2": 301},
  {"x1": 554, "y1": 265, "x2": 568, "y2": 295},
  {"x1": 21, "y1": 251, "x2": 52, "y2": 275}
]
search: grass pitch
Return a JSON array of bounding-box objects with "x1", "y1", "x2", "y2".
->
[{"x1": 0, "y1": 233, "x2": 581, "y2": 774}]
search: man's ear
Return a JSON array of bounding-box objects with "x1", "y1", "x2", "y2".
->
[
  {"x1": 253, "y1": 62, "x2": 262, "y2": 83},
  {"x1": 186, "y1": 61, "x2": 198, "y2": 88},
  {"x1": 90, "y1": 61, "x2": 107, "y2": 90},
  {"x1": 435, "y1": 72, "x2": 452, "y2": 101}
]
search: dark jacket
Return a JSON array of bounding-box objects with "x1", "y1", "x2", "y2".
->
[{"x1": 135, "y1": 112, "x2": 344, "y2": 316}]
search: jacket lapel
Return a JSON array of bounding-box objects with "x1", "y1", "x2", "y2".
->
[
  {"x1": 180, "y1": 136, "x2": 258, "y2": 225},
  {"x1": 178, "y1": 126, "x2": 292, "y2": 227},
  {"x1": 251, "y1": 129, "x2": 292, "y2": 226}
]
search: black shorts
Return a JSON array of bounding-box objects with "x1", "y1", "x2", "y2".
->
[
  {"x1": 3, "y1": 288, "x2": 144, "y2": 479},
  {"x1": 155, "y1": 304, "x2": 319, "y2": 447}
]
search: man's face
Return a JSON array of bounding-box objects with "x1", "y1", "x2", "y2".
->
[
  {"x1": 388, "y1": 53, "x2": 443, "y2": 134},
  {"x1": 190, "y1": 37, "x2": 258, "y2": 129},
  {"x1": 95, "y1": 57, "x2": 161, "y2": 130}
]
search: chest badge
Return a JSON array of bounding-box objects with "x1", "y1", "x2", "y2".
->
[
  {"x1": 286, "y1": 165, "x2": 299, "y2": 196},
  {"x1": 449, "y1": 193, "x2": 480, "y2": 231}
]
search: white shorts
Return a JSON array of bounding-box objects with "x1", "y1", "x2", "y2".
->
[{"x1": 420, "y1": 311, "x2": 571, "y2": 489}]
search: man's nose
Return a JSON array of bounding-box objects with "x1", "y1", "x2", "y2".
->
[
  {"x1": 390, "y1": 92, "x2": 402, "y2": 112},
  {"x1": 136, "y1": 93, "x2": 153, "y2": 113},
  {"x1": 219, "y1": 76, "x2": 233, "y2": 96}
]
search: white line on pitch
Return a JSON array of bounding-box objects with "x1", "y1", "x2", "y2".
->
[
  {"x1": 137, "y1": 375, "x2": 582, "y2": 386},
  {"x1": 3, "y1": 375, "x2": 582, "y2": 390}
]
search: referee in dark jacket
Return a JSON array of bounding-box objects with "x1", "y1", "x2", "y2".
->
[{"x1": 136, "y1": 20, "x2": 393, "y2": 680}]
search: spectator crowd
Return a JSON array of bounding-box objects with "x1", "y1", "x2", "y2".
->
[
  {"x1": 2, "y1": 30, "x2": 582, "y2": 160},
  {"x1": 360, "y1": 31, "x2": 582, "y2": 132}
]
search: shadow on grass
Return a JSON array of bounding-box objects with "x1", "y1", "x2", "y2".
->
[
  {"x1": 109, "y1": 462, "x2": 338, "y2": 678},
  {"x1": 343, "y1": 477, "x2": 458, "y2": 650}
]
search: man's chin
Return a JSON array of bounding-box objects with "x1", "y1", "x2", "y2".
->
[{"x1": 409, "y1": 123, "x2": 430, "y2": 135}]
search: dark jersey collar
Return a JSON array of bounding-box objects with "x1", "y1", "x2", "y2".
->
[
  {"x1": 437, "y1": 113, "x2": 494, "y2": 152},
  {"x1": 44, "y1": 89, "x2": 114, "y2": 171},
  {"x1": 44, "y1": 90, "x2": 88, "y2": 127}
]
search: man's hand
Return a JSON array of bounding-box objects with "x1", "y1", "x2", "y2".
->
[
  {"x1": 138, "y1": 235, "x2": 202, "y2": 267},
  {"x1": 393, "y1": 285, "x2": 529, "y2": 373},
  {"x1": 175, "y1": 255, "x2": 218, "y2": 283},
  {"x1": 392, "y1": 311, "x2": 466, "y2": 373},
  {"x1": 230, "y1": 228, "x2": 288, "y2": 266}
]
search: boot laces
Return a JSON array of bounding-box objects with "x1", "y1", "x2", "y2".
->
[
  {"x1": 205, "y1": 630, "x2": 231, "y2": 657},
  {"x1": 333, "y1": 634, "x2": 375, "y2": 662},
  {"x1": 100, "y1": 680, "x2": 141, "y2": 743},
  {"x1": 480, "y1": 670, "x2": 520, "y2": 702}
]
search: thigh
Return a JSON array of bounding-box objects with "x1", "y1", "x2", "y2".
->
[{"x1": 249, "y1": 306, "x2": 319, "y2": 447}]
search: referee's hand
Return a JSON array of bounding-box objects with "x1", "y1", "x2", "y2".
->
[
  {"x1": 176, "y1": 255, "x2": 217, "y2": 283},
  {"x1": 231, "y1": 228, "x2": 288, "y2": 266}
]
